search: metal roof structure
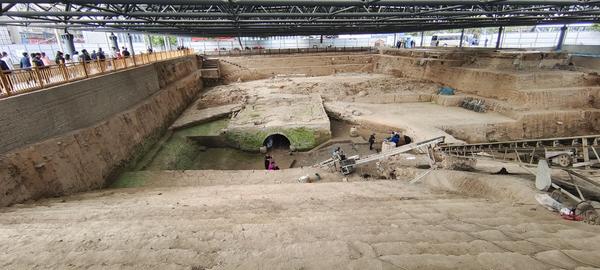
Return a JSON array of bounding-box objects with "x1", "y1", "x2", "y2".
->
[{"x1": 1, "y1": 1, "x2": 599, "y2": 36}]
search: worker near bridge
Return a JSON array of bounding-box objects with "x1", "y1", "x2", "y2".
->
[{"x1": 368, "y1": 134, "x2": 376, "y2": 151}]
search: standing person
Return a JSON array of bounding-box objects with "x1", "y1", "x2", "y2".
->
[
  {"x1": 55, "y1": 51, "x2": 65, "y2": 65},
  {"x1": 395, "y1": 40, "x2": 401, "y2": 49},
  {"x1": 1, "y1": 52, "x2": 13, "y2": 70},
  {"x1": 121, "y1": 47, "x2": 131, "y2": 58},
  {"x1": 0, "y1": 58, "x2": 10, "y2": 71},
  {"x1": 111, "y1": 47, "x2": 120, "y2": 59},
  {"x1": 31, "y1": 53, "x2": 44, "y2": 67},
  {"x1": 40, "y1": 52, "x2": 51, "y2": 66},
  {"x1": 91, "y1": 50, "x2": 97, "y2": 60},
  {"x1": 19, "y1": 52, "x2": 33, "y2": 84},
  {"x1": 19, "y1": 52, "x2": 31, "y2": 68},
  {"x1": 64, "y1": 54, "x2": 71, "y2": 63},
  {"x1": 0, "y1": 58, "x2": 13, "y2": 91},
  {"x1": 79, "y1": 49, "x2": 92, "y2": 62},
  {"x1": 264, "y1": 155, "x2": 272, "y2": 170},
  {"x1": 97, "y1": 48, "x2": 106, "y2": 60},
  {"x1": 411, "y1": 40, "x2": 416, "y2": 48},
  {"x1": 484, "y1": 38, "x2": 489, "y2": 47},
  {"x1": 368, "y1": 133, "x2": 376, "y2": 151}
]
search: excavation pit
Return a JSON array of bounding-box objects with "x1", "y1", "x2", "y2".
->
[{"x1": 128, "y1": 117, "x2": 371, "y2": 174}]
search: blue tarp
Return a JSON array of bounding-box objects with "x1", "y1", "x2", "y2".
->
[{"x1": 438, "y1": 86, "x2": 455, "y2": 95}]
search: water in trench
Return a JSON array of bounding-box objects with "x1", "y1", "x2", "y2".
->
[{"x1": 112, "y1": 118, "x2": 389, "y2": 188}]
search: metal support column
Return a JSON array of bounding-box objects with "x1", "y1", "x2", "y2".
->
[
  {"x1": 420, "y1": 32, "x2": 424, "y2": 47},
  {"x1": 146, "y1": 34, "x2": 153, "y2": 51},
  {"x1": 495, "y1": 26, "x2": 503, "y2": 49},
  {"x1": 127, "y1": 33, "x2": 135, "y2": 56},
  {"x1": 54, "y1": 29, "x2": 64, "y2": 52},
  {"x1": 163, "y1": 36, "x2": 168, "y2": 51},
  {"x1": 459, "y1": 28, "x2": 465, "y2": 48},
  {"x1": 109, "y1": 32, "x2": 119, "y2": 50},
  {"x1": 60, "y1": 32, "x2": 76, "y2": 56},
  {"x1": 556, "y1": 25, "x2": 568, "y2": 51}
]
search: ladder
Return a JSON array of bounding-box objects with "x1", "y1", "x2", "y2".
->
[{"x1": 438, "y1": 134, "x2": 600, "y2": 169}]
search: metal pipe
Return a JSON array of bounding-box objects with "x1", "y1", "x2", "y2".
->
[
  {"x1": 12, "y1": 15, "x2": 597, "y2": 28},
  {"x1": 555, "y1": 24, "x2": 568, "y2": 50},
  {"x1": 127, "y1": 33, "x2": 135, "y2": 56},
  {"x1": 17, "y1": 18, "x2": 598, "y2": 36},
  {"x1": 495, "y1": 26, "x2": 503, "y2": 49},
  {"x1": 60, "y1": 32, "x2": 76, "y2": 55},
  {"x1": 109, "y1": 32, "x2": 119, "y2": 50}
]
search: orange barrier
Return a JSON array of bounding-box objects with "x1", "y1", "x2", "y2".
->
[{"x1": 0, "y1": 49, "x2": 193, "y2": 99}]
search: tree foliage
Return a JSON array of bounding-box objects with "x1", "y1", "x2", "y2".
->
[{"x1": 147, "y1": 36, "x2": 178, "y2": 47}]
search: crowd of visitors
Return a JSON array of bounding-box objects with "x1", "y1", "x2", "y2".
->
[{"x1": 0, "y1": 46, "x2": 156, "y2": 70}]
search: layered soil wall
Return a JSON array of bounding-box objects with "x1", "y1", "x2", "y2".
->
[
  {"x1": 0, "y1": 56, "x2": 203, "y2": 206},
  {"x1": 219, "y1": 53, "x2": 375, "y2": 83},
  {"x1": 217, "y1": 51, "x2": 600, "y2": 143}
]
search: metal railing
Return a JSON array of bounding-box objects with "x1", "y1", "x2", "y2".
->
[
  {"x1": 201, "y1": 46, "x2": 375, "y2": 57},
  {"x1": 0, "y1": 49, "x2": 193, "y2": 99}
]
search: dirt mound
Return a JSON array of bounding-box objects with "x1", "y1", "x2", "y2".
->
[
  {"x1": 197, "y1": 85, "x2": 249, "y2": 108},
  {"x1": 198, "y1": 74, "x2": 441, "y2": 108},
  {"x1": 420, "y1": 170, "x2": 538, "y2": 204}
]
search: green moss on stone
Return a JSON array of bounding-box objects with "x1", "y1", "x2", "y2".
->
[
  {"x1": 111, "y1": 172, "x2": 147, "y2": 188},
  {"x1": 284, "y1": 127, "x2": 317, "y2": 150},
  {"x1": 225, "y1": 130, "x2": 269, "y2": 151},
  {"x1": 177, "y1": 118, "x2": 229, "y2": 137},
  {"x1": 136, "y1": 119, "x2": 230, "y2": 170},
  {"x1": 225, "y1": 126, "x2": 330, "y2": 152}
]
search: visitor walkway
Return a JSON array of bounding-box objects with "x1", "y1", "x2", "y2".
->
[{"x1": 0, "y1": 49, "x2": 192, "y2": 99}]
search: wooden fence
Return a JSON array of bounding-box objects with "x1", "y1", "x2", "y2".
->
[{"x1": 0, "y1": 49, "x2": 193, "y2": 99}]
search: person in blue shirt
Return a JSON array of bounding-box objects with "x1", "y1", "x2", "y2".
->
[
  {"x1": 20, "y1": 52, "x2": 31, "y2": 70},
  {"x1": 390, "y1": 134, "x2": 400, "y2": 146}
]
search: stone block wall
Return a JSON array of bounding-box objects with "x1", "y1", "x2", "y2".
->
[
  {"x1": 0, "y1": 56, "x2": 203, "y2": 206},
  {"x1": 0, "y1": 65, "x2": 160, "y2": 154}
]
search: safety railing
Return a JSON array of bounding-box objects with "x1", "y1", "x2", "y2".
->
[
  {"x1": 201, "y1": 46, "x2": 375, "y2": 57},
  {"x1": 0, "y1": 49, "x2": 193, "y2": 99}
]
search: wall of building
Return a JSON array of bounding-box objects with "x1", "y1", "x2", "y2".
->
[{"x1": 0, "y1": 55, "x2": 203, "y2": 207}]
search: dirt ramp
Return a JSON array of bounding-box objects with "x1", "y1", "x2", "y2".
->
[{"x1": 420, "y1": 170, "x2": 537, "y2": 205}]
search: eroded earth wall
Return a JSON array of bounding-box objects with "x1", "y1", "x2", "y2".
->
[
  {"x1": 219, "y1": 53, "x2": 376, "y2": 83},
  {"x1": 0, "y1": 56, "x2": 203, "y2": 206}
]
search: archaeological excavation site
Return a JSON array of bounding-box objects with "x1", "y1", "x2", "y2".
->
[{"x1": 2, "y1": 1, "x2": 600, "y2": 269}]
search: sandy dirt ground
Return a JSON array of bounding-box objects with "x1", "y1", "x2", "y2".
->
[
  {"x1": 326, "y1": 101, "x2": 516, "y2": 143},
  {"x1": 2, "y1": 174, "x2": 600, "y2": 270},
  {"x1": 195, "y1": 73, "x2": 517, "y2": 145},
  {"x1": 197, "y1": 73, "x2": 440, "y2": 105}
]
